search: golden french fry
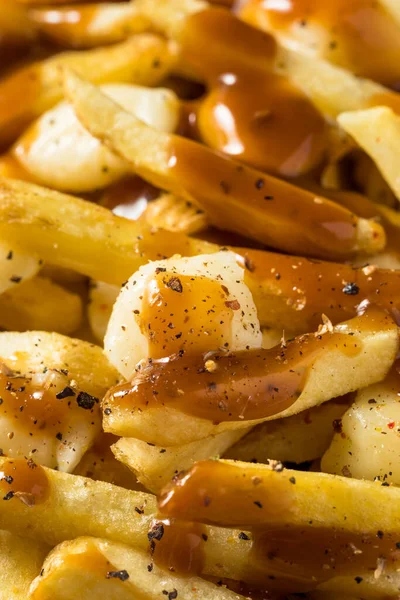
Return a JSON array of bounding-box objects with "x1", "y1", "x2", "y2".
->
[
  {"x1": 28, "y1": 2, "x2": 149, "y2": 48},
  {"x1": 225, "y1": 400, "x2": 348, "y2": 465},
  {"x1": 0, "y1": 177, "x2": 209, "y2": 285},
  {"x1": 0, "y1": 34, "x2": 174, "y2": 147},
  {"x1": 0, "y1": 457, "x2": 156, "y2": 547},
  {"x1": 103, "y1": 308, "x2": 398, "y2": 445},
  {"x1": 112, "y1": 429, "x2": 249, "y2": 493},
  {"x1": 29, "y1": 536, "x2": 247, "y2": 600},
  {"x1": 2, "y1": 177, "x2": 400, "y2": 333},
  {"x1": 0, "y1": 276, "x2": 82, "y2": 334},
  {"x1": 142, "y1": 193, "x2": 208, "y2": 234},
  {"x1": 322, "y1": 374, "x2": 400, "y2": 484},
  {"x1": 159, "y1": 459, "x2": 400, "y2": 595},
  {"x1": 159, "y1": 456, "x2": 400, "y2": 534},
  {"x1": 74, "y1": 433, "x2": 144, "y2": 491},
  {"x1": 65, "y1": 71, "x2": 385, "y2": 259},
  {"x1": 0, "y1": 530, "x2": 50, "y2": 600},
  {"x1": 338, "y1": 107, "x2": 400, "y2": 201},
  {"x1": 0, "y1": 457, "x2": 257, "y2": 585}
]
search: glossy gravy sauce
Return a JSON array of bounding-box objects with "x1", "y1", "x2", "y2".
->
[
  {"x1": 180, "y1": 8, "x2": 327, "y2": 177},
  {"x1": 156, "y1": 460, "x2": 400, "y2": 591},
  {"x1": 139, "y1": 271, "x2": 234, "y2": 358},
  {"x1": 0, "y1": 365, "x2": 100, "y2": 438},
  {"x1": 239, "y1": 0, "x2": 400, "y2": 86},
  {"x1": 0, "y1": 457, "x2": 49, "y2": 504},
  {"x1": 105, "y1": 306, "x2": 391, "y2": 422}
]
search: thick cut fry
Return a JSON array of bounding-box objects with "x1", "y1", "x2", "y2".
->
[
  {"x1": 28, "y1": 2, "x2": 150, "y2": 48},
  {"x1": 0, "y1": 276, "x2": 82, "y2": 334},
  {"x1": 225, "y1": 400, "x2": 349, "y2": 464},
  {"x1": 29, "y1": 537, "x2": 247, "y2": 600},
  {"x1": 338, "y1": 107, "x2": 400, "y2": 201},
  {"x1": 0, "y1": 331, "x2": 118, "y2": 471},
  {"x1": 0, "y1": 530, "x2": 50, "y2": 600},
  {"x1": 65, "y1": 71, "x2": 385, "y2": 260},
  {"x1": 0, "y1": 34, "x2": 174, "y2": 147},
  {"x1": 2, "y1": 178, "x2": 400, "y2": 332},
  {"x1": 159, "y1": 457, "x2": 400, "y2": 531},
  {"x1": 322, "y1": 373, "x2": 400, "y2": 484},
  {"x1": 142, "y1": 193, "x2": 208, "y2": 234},
  {"x1": 159, "y1": 459, "x2": 400, "y2": 595},
  {"x1": 112, "y1": 429, "x2": 249, "y2": 493},
  {"x1": 0, "y1": 457, "x2": 258, "y2": 585},
  {"x1": 74, "y1": 433, "x2": 144, "y2": 490},
  {"x1": 0, "y1": 457, "x2": 156, "y2": 547},
  {"x1": 0, "y1": 177, "x2": 210, "y2": 285},
  {"x1": 103, "y1": 308, "x2": 398, "y2": 445}
]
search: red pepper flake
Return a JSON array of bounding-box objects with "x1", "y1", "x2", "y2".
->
[
  {"x1": 225, "y1": 299, "x2": 240, "y2": 310},
  {"x1": 388, "y1": 422, "x2": 395, "y2": 430}
]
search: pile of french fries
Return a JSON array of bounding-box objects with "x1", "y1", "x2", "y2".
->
[{"x1": 1, "y1": 0, "x2": 400, "y2": 598}]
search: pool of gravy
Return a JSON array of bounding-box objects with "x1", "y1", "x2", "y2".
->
[
  {"x1": 179, "y1": 7, "x2": 328, "y2": 177},
  {"x1": 238, "y1": 0, "x2": 400, "y2": 86}
]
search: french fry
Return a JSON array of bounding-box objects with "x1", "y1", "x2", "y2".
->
[
  {"x1": 225, "y1": 400, "x2": 349, "y2": 465},
  {"x1": 159, "y1": 456, "x2": 400, "y2": 533},
  {"x1": 2, "y1": 177, "x2": 400, "y2": 332},
  {"x1": 65, "y1": 71, "x2": 385, "y2": 260},
  {"x1": 74, "y1": 433, "x2": 145, "y2": 491},
  {"x1": 0, "y1": 457, "x2": 256, "y2": 585},
  {"x1": 112, "y1": 429, "x2": 250, "y2": 493},
  {"x1": 159, "y1": 459, "x2": 400, "y2": 595},
  {"x1": 322, "y1": 375, "x2": 400, "y2": 484},
  {"x1": 0, "y1": 457, "x2": 156, "y2": 547},
  {"x1": 28, "y1": 2, "x2": 149, "y2": 48},
  {"x1": 0, "y1": 276, "x2": 82, "y2": 334},
  {"x1": 338, "y1": 107, "x2": 400, "y2": 201},
  {"x1": 29, "y1": 537, "x2": 248, "y2": 600},
  {"x1": 0, "y1": 530, "x2": 50, "y2": 600},
  {"x1": 0, "y1": 34, "x2": 175, "y2": 147},
  {"x1": 0, "y1": 177, "x2": 210, "y2": 285},
  {"x1": 103, "y1": 308, "x2": 398, "y2": 445},
  {"x1": 142, "y1": 193, "x2": 208, "y2": 235}
]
